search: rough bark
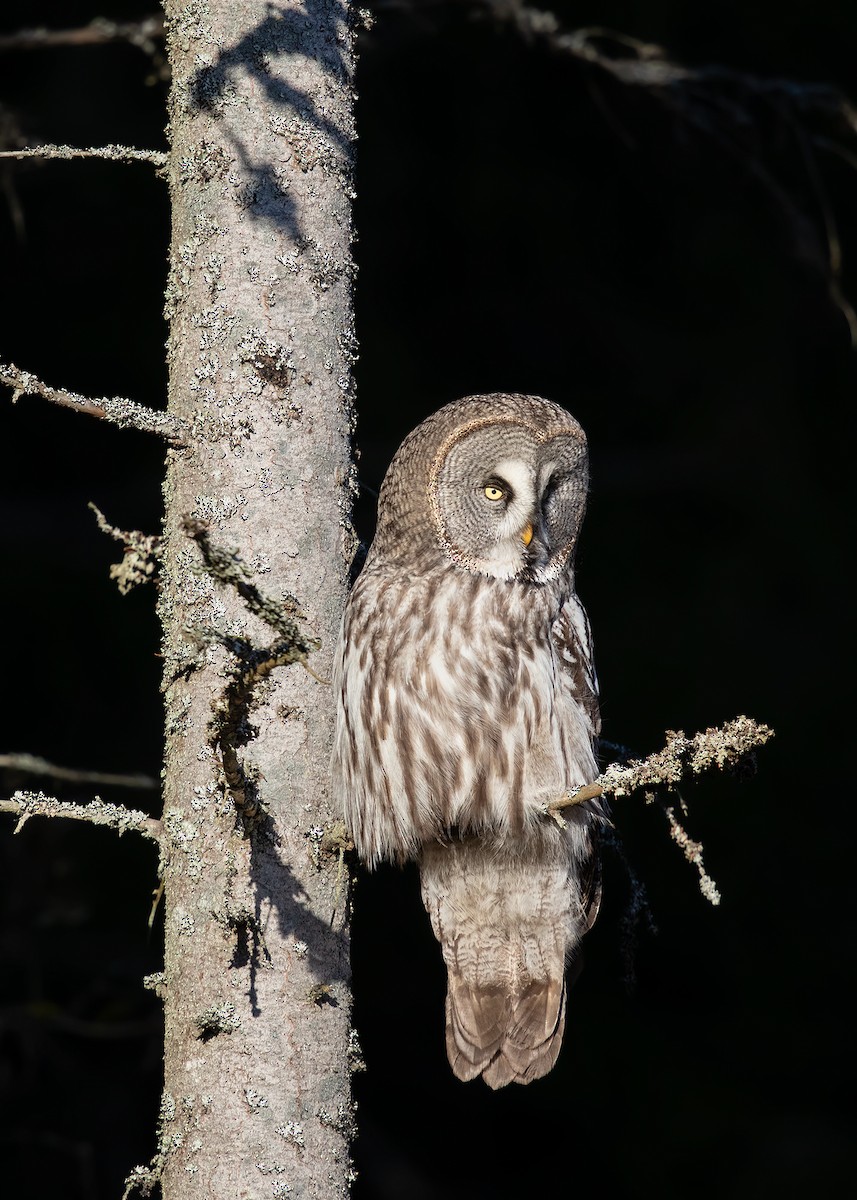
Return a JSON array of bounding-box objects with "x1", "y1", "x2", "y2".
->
[{"x1": 156, "y1": 3, "x2": 357, "y2": 1197}]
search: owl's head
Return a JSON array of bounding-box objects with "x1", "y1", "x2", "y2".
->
[{"x1": 371, "y1": 394, "x2": 589, "y2": 583}]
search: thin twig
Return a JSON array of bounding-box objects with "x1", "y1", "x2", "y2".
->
[
  {"x1": 0, "y1": 143, "x2": 167, "y2": 170},
  {"x1": 89, "y1": 503, "x2": 162, "y2": 594},
  {"x1": 0, "y1": 791, "x2": 162, "y2": 842},
  {"x1": 4, "y1": 1006, "x2": 160, "y2": 1040},
  {"x1": 658, "y1": 797, "x2": 721, "y2": 905},
  {"x1": 0, "y1": 16, "x2": 165, "y2": 53},
  {"x1": 480, "y1": 3, "x2": 857, "y2": 340},
  {"x1": 796, "y1": 125, "x2": 857, "y2": 340},
  {"x1": 0, "y1": 753, "x2": 157, "y2": 790},
  {"x1": 1, "y1": 360, "x2": 186, "y2": 442}
]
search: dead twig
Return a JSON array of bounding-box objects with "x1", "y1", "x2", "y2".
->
[
  {"x1": 483, "y1": 2, "x2": 857, "y2": 340},
  {"x1": 0, "y1": 15, "x2": 165, "y2": 54},
  {"x1": 0, "y1": 753, "x2": 157, "y2": 791},
  {"x1": 0, "y1": 791, "x2": 162, "y2": 842},
  {"x1": 1, "y1": 360, "x2": 186, "y2": 442},
  {"x1": 0, "y1": 144, "x2": 167, "y2": 170},
  {"x1": 89, "y1": 503, "x2": 162, "y2": 594}
]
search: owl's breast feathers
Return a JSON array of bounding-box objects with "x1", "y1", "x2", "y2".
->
[{"x1": 333, "y1": 563, "x2": 601, "y2": 867}]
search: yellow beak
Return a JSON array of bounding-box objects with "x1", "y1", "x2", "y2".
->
[{"x1": 521, "y1": 522, "x2": 534, "y2": 547}]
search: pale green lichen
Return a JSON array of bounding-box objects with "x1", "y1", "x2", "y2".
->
[
  {"x1": 121, "y1": 1091, "x2": 177, "y2": 1197},
  {"x1": 194, "y1": 1000, "x2": 241, "y2": 1038},
  {"x1": 268, "y1": 113, "x2": 345, "y2": 175},
  {"x1": 178, "y1": 139, "x2": 231, "y2": 185},
  {"x1": 347, "y1": 1028, "x2": 366, "y2": 1073},
  {"x1": 316, "y1": 1102, "x2": 356, "y2": 1137},
  {"x1": 193, "y1": 303, "x2": 236, "y2": 352},
  {"x1": 143, "y1": 972, "x2": 167, "y2": 998},
  {"x1": 275, "y1": 1121, "x2": 305, "y2": 1148},
  {"x1": 191, "y1": 492, "x2": 248, "y2": 527},
  {"x1": 255, "y1": 1160, "x2": 289, "y2": 1176}
]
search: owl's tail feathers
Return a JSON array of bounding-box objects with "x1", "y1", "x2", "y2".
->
[{"x1": 445, "y1": 973, "x2": 567, "y2": 1089}]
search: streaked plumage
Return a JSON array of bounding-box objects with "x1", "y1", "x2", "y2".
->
[{"x1": 333, "y1": 393, "x2": 605, "y2": 1087}]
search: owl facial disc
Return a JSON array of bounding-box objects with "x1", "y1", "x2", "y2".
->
[{"x1": 430, "y1": 422, "x2": 588, "y2": 581}]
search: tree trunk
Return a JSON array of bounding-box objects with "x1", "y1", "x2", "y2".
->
[{"x1": 157, "y1": 3, "x2": 357, "y2": 1196}]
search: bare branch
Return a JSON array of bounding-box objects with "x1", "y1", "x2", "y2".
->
[
  {"x1": 550, "y1": 781, "x2": 604, "y2": 810},
  {"x1": 486, "y1": 4, "x2": 846, "y2": 105},
  {"x1": 1, "y1": 360, "x2": 186, "y2": 442},
  {"x1": 476, "y1": 2, "x2": 857, "y2": 340},
  {"x1": 0, "y1": 790, "x2": 162, "y2": 842},
  {"x1": 0, "y1": 15, "x2": 165, "y2": 54},
  {"x1": 0, "y1": 143, "x2": 167, "y2": 171},
  {"x1": 3, "y1": 1005, "x2": 160, "y2": 1040},
  {"x1": 0, "y1": 753, "x2": 157, "y2": 791}
]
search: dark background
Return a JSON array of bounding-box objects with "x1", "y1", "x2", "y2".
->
[{"x1": 1, "y1": 2, "x2": 854, "y2": 1198}]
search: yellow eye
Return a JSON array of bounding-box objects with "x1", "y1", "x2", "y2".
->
[{"x1": 484, "y1": 485, "x2": 505, "y2": 502}]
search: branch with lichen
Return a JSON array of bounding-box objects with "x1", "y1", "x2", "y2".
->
[
  {"x1": 121, "y1": 1089, "x2": 174, "y2": 1200},
  {"x1": 89, "y1": 503, "x2": 162, "y2": 594},
  {"x1": 183, "y1": 519, "x2": 322, "y2": 823},
  {"x1": 1, "y1": 360, "x2": 186, "y2": 441},
  {"x1": 544, "y1": 716, "x2": 774, "y2": 904},
  {"x1": 0, "y1": 790, "x2": 163, "y2": 841},
  {"x1": 0, "y1": 144, "x2": 167, "y2": 171}
]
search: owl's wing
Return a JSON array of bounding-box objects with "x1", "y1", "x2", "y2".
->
[
  {"x1": 551, "y1": 591, "x2": 604, "y2": 928},
  {"x1": 577, "y1": 840, "x2": 603, "y2": 932},
  {"x1": 551, "y1": 591, "x2": 601, "y2": 749}
]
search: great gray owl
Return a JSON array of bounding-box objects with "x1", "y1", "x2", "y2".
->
[{"x1": 332, "y1": 393, "x2": 604, "y2": 1088}]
